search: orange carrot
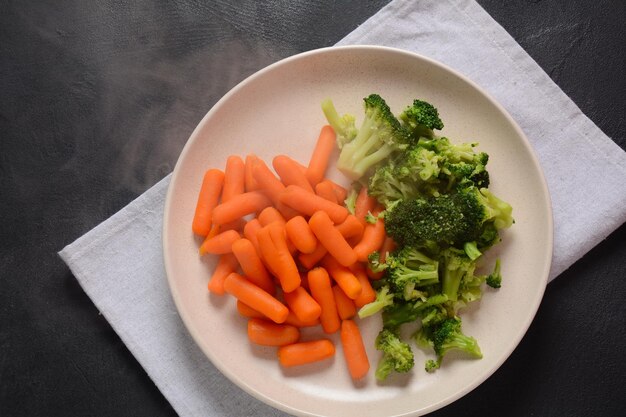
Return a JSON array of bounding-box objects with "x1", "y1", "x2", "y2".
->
[
  {"x1": 231, "y1": 238, "x2": 275, "y2": 295},
  {"x1": 256, "y1": 224, "x2": 300, "y2": 292},
  {"x1": 212, "y1": 191, "x2": 272, "y2": 225},
  {"x1": 199, "y1": 229, "x2": 241, "y2": 255},
  {"x1": 332, "y1": 285, "x2": 357, "y2": 320},
  {"x1": 285, "y1": 311, "x2": 320, "y2": 328},
  {"x1": 207, "y1": 253, "x2": 239, "y2": 295},
  {"x1": 297, "y1": 244, "x2": 327, "y2": 269},
  {"x1": 258, "y1": 206, "x2": 286, "y2": 226},
  {"x1": 223, "y1": 272, "x2": 288, "y2": 324},
  {"x1": 236, "y1": 300, "x2": 266, "y2": 319},
  {"x1": 321, "y1": 255, "x2": 362, "y2": 300},
  {"x1": 335, "y1": 214, "x2": 365, "y2": 240},
  {"x1": 192, "y1": 169, "x2": 224, "y2": 236},
  {"x1": 340, "y1": 319, "x2": 370, "y2": 379},
  {"x1": 222, "y1": 155, "x2": 245, "y2": 202},
  {"x1": 251, "y1": 157, "x2": 285, "y2": 203},
  {"x1": 328, "y1": 180, "x2": 348, "y2": 203},
  {"x1": 273, "y1": 155, "x2": 314, "y2": 193},
  {"x1": 267, "y1": 222, "x2": 301, "y2": 292},
  {"x1": 278, "y1": 339, "x2": 335, "y2": 367},
  {"x1": 315, "y1": 180, "x2": 338, "y2": 204},
  {"x1": 285, "y1": 215, "x2": 318, "y2": 254},
  {"x1": 354, "y1": 186, "x2": 377, "y2": 226},
  {"x1": 280, "y1": 185, "x2": 349, "y2": 224},
  {"x1": 308, "y1": 267, "x2": 340, "y2": 334},
  {"x1": 243, "y1": 218, "x2": 262, "y2": 253},
  {"x1": 283, "y1": 286, "x2": 322, "y2": 323},
  {"x1": 351, "y1": 263, "x2": 377, "y2": 308},
  {"x1": 308, "y1": 211, "x2": 357, "y2": 267},
  {"x1": 247, "y1": 318, "x2": 300, "y2": 346},
  {"x1": 353, "y1": 210, "x2": 386, "y2": 262},
  {"x1": 244, "y1": 154, "x2": 260, "y2": 192},
  {"x1": 306, "y1": 125, "x2": 336, "y2": 187}
]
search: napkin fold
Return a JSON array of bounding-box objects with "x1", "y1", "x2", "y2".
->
[{"x1": 60, "y1": 0, "x2": 626, "y2": 416}]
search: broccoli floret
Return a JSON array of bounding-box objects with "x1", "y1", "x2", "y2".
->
[
  {"x1": 385, "y1": 185, "x2": 513, "y2": 250},
  {"x1": 374, "y1": 329, "x2": 415, "y2": 381},
  {"x1": 367, "y1": 251, "x2": 388, "y2": 273},
  {"x1": 432, "y1": 317, "x2": 482, "y2": 366},
  {"x1": 358, "y1": 285, "x2": 394, "y2": 318},
  {"x1": 382, "y1": 294, "x2": 449, "y2": 328},
  {"x1": 331, "y1": 94, "x2": 410, "y2": 180},
  {"x1": 486, "y1": 258, "x2": 502, "y2": 288},
  {"x1": 399, "y1": 99, "x2": 444, "y2": 139},
  {"x1": 440, "y1": 248, "x2": 475, "y2": 302},
  {"x1": 385, "y1": 247, "x2": 440, "y2": 299},
  {"x1": 343, "y1": 187, "x2": 358, "y2": 215},
  {"x1": 443, "y1": 152, "x2": 490, "y2": 189},
  {"x1": 463, "y1": 241, "x2": 482, "y2": 260},
  {"x1": 321, "y1": 98, "x2": 357, "y2": 147},
  {"x1": 416, "y1": 317, "x2": 482, "y2": 372},
  {"x1": 368, "y1": 146, "x2": 444, "y2": 206}
]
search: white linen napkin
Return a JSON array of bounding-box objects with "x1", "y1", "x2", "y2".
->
[{"x1": 59, "y1": 0, "x2": 626, "y2": 416}]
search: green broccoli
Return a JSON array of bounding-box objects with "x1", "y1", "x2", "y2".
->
[
  {"x1": 399, "y1": 99, "x2": 444, "y2": 139},
  {"x1": 327, "y1": 94, "x2": 410, "y2": 180},
  {"x1": 419, "y1": 317, "x2": 482, "y2": 372},
  {"x1": 486, "y1": 258, "x2": 502, "y2": 288},
  {"x1": 321, "y1": 98, "x2": 357, "y2": 147},
  {"x1": 358, "y1": 285, "x2": 395, "y2": 318},
  {"x1": 374, "y1": 329, "x2": 415, "y2": 381},
  {"x1": 384, "y1": 185, "x2": 513, "y2": 250},
  {"x1": 440, "y1": 248, "x2": 475, "y2": 302},
  {"x1": 382, "y1": 293, "x2": 449, "y2": 328},
  {"x1": 385, "y1": 247, "x2": 440, "y2": 299}
]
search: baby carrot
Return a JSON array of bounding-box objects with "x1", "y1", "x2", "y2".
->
[
  {"x1": 223, "y1": 272, "x2": 288, "y2": 324},
  {"x1": 315, "y1": 180, "x2": 338, "y2": 204},
  {"x1": 199, "y1": 229, "x2": 240, "y2": 255},
  {"x1": 340, "y1": 319, "x2": 370, "y2": 379},
  {"x1": 306, "y1": 125, "x2": 336, "y2": 187},
  {"x1": 335, "y1": 214, "x2": 364, "y2": 240},
  {"x1": 211, "y1": 191, "x2": 272, "y2": 225},
  {"x1": 192, "y1": 169, "x2": 224, "y2": 236},
  {"x1": 231, "y1": 238, "x2": 275, "y2": 295},
  {"x1": 332, "y1": 285, "x2": 357, "y2": 320},
  {"x1": 207, "y1": 253, "x2": 239, "y2": 295},
  {"x1": 243, "y1": 218, "x2": 262, "y2": 253},
  {"x1": 258, "y1": 206, "x2": 286, "y2": 226},
  {"x1": 236, "y1": 300, "x2": 266, "y2": 319},
  {"x1": 298, "y1": 243, "x2": 328, "y2": 269},
  {"x1": 244, "y1": 154, "x2": 260, "y2": 192},
  {"x1": 353, "y1": 211, "x2": 386, "y2": 262},
  {"x1": 308, "y1": 267, "x2": 340, "y2": 334},
  {"x1": 280, "y1": 185, "x2": 349, "y2": 224},
  {"x1": 278, "y1": 339, "x2": 335, "y2": 367},
  {"x1": 273, "y1": 155, "x2": 314, "y2": 193},
  {"x1": 251, "y1": 157, "x2": 285, "y2": 203},
  {"x1": 354, "y1": 186, "x2": 377, "y2": 226},
  {"x1": 247, "y1": 318, "x2": 300, "y2": 346},
  {"x1": 285, "y1": 311, "x2": 320, "y2": 328},
  {"x1": 267, "y1": 222, "x2": 301, "y2": 292},
  {"x1": 321, "y1": 255, "x2": 362, "y2": 300},
  {"x1": 351, "y1": 263, "x2": 377, "y2": 308},
  {"x1": 283, "y1": 286, "x2": 322, "y2": 323},
  {"x1": 222, "y1": 155, "x2": 245, "y2": 202},
  {"x1": 285, "y1": 215, "x2": 317, "y2": 254},
  {"x1": 328, "y1": 180, "x2": 348, "y2": 203},
  {"x1": 308, "y1": 210, "x2": 358, "y2": 267}
]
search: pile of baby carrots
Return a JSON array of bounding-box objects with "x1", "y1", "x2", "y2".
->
[{"x1": 191, "y1": 125, "x2": 391, "y2": 380}]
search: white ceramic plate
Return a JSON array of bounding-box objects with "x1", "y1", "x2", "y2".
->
[{"x1": 163, "y1": 46, "x2": 552, "y2": 417}]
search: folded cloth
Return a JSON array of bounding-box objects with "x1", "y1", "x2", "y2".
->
[{"x1": 59, "y1": 0, "x2": 626, "y2": 416}]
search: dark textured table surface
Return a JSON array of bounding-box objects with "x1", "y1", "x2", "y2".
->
[{"x1": 2, "y1": 1, "x2": 625, "y2": 416}]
